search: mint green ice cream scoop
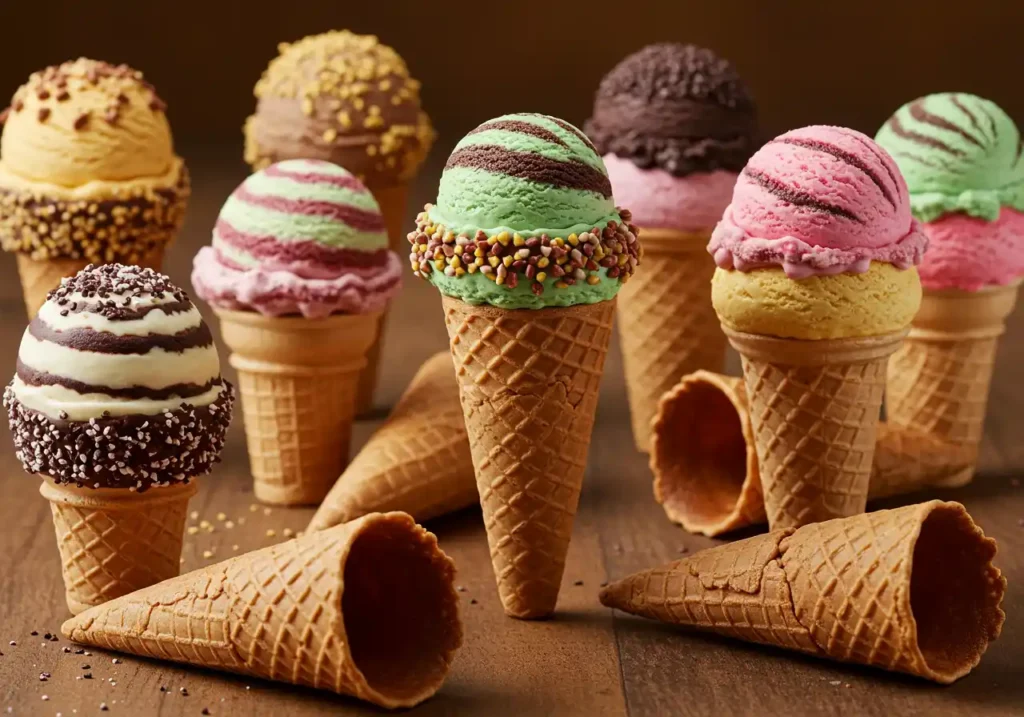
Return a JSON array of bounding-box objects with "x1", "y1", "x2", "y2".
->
[
  {"x1": 875, "y1": 93, "x2": 1024, "y2": 223},
  {"x1": 408, "y1": 113, "x2": 641, "y2": 309}
]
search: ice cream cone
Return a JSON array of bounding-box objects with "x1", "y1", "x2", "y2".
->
[
  {"x1": 887, "y1": 281, "x2": 1020, "y2": 488},
  {"x1": 16, "y1": 245, "x2": 166, "y2": 320},
  {"x1": 41, "y1": 479, "x2": 197, "y2": 615},
  {"x1": 308, "y1": 352, "x2": 475, "y2": 532},
  {"x1": 617, "y1": 229, "x2": 724, "y2": 452},
  {"x1": 652, "y1": 371, "x2": 978, "y2": 536},
  {"x1": 442, "y1": 295, "x2": 615, "y2": 619},
  {"x1": 601, "y1": 500, "x2": 1005, "y2": 683},
  {"x1": 216, "y1": 308, "x2": 380, "y2": 506},
  {"x1": 62, "y1": 511, "x2": 463, "y2": 709},
  {"x1": 356, "y1": 182, "x2": 410, "y2": 416},
  {"x1": 724, "y1": 328, "x2": 906, "y2": 530}
]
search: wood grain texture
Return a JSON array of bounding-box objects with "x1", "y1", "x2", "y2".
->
[{"x1": 0, "y1": 149, "x2": 1020, "y2": 716}]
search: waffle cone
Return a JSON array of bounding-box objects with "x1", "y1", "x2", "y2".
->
[
  {"x1": 308, "y1": 352, "x2": 476, "y2": 532},
  {"x1": 16, "y1": 246, "x2": 165, "y2": 319},
  {"x1": 40, "y1": 479, "x2": 197, "y2": 615},
  {"x1": 617, "y1": 229, "x2": 725, "y2": 452},
  {"x1": 215, "y1": 308, "x2": 380, "y2": 506},
  {"x1": 442, "y1": 295, "x2": 614, "y2": 619},
  {"x1": 356, "y1": 182, "x2": 409, "y2": 416},
  {"x1": 652, "y1": 371, "x2": 978, "y2": 536},
  {"x1": 601, "y1": 500, "x2": 1005, "y2": 683},
  {"x1": 887, "y1": 281, "x2": 1020, "y2": 488},
  {"x1": 62, "y1": 512, "x2": 463, "y2": 709},
  {"x1": 725, "y1": 327, "x2": 906, "y2": 530}
]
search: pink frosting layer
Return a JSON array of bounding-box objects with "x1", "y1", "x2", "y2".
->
[
  {"x1": 708, "y1": 125, "x2": 929, "y2": 278},
  {"x1": 191, "y1": 246, "x2": 403, "y2": 318},
  {"x1": 918, "y1": 208, "x2": 1024, "y2": 291},
  {"x1": 603, "y1": 154, "x2": 736, "y2": 232}
]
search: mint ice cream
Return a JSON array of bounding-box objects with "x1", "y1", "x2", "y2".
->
[{"x1": 408, "y1": 113, "x2": 641, "y2": 309}]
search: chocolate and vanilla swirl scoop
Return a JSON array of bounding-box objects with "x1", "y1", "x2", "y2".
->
[{"x1": 3, "y1": 264, "x2": 234, "y2": 490}]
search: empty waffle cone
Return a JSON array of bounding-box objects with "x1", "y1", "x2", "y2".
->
[
  {"x1": 652, "y1": 371, "x2": 976, "y2": 537},
  {"x1": 442, "y1": 295, "x2": 615, "y2": 619},
  {"x1": 887, "y1": 281, "x2": 1020, "y2": 488},
  {"x1": 62, "y1": 511, "x2": 463, "y2": 709},
  {"x1": 616, "y1": 229, "x2": 725, "y2": 452},
  {"x1": 41, "y1": 479, "x2": 197, "y2": 615},
  {"x1": 16, "y1": 246, "x2": 165, "y2": 320},
  {"x1": 356, "y1": 182, "x2": 410, "y2": 416},
  {"x1": 725, "y1": 327, "x2": 906, "y2": 530},
  {"x1": 308, "y1": 352, "x2": 476, "y2": 532},
  {"x1": 216, "y1": 308, "x2": 380, "y2": 506},
  {"x1": 601, "y1": 500, "x2": 1005, "y2": 683}
]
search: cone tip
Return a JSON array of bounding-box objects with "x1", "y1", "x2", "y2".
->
[{"x1": 598, "y1": 578, "x2": 629, "y2": 610}]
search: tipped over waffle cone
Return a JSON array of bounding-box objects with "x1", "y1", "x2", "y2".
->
[
  {"x1": 724, "y1": 327, "x2": 906, "y2": 530},
  {"x1": 652, "y1": 371, "x2": 978, "y2": 537},
  {"x1": 887, "y1": 281, "x2": 1020, "y2": 488},
  {"x1": 601, "y1": 500, "x2": 1005, "y2": 683},
  {"x1": 62, "y1": 512, "x2": 463, "y2": 709},
  {"x1": 216, "y1": 308, "x2": 380, "y2": 506},
  {"x1": 356, "y1": 182, "x2": 410, "y2": 416},
  {"x1": 617, "y1": 229, "x2": 725, "y2": 452},
  {"x1": 41, "y1": 479, "x2": 197, "y2": 615},
  {"x1": 308, "y1": 352, "x2": 476, "y2": 532},
  {"x1": 16, "y1": 246, "x2": 165, "y2": 320},
  {"x1": 442, "y1": 295, "x2": 615, "y2": 619}
]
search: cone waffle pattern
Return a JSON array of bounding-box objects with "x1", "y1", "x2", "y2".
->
[
  {"x1": 739, "y1": 351, "x2": 889, "y2": 530},
  {"x1": 234, "y1": 364, "x2": 357, "y2": 505},
  {"x1": 62, "y1": 512, "x2": 462, "y2": 709},
  {"x1": 617, "y1": 233, "x2": 725, "y2": 452},
  {"x1": 442, "y1": 296, "x2": 614, "y2": 618},
  {"x1": 309, "y1": 352, "x2": 476, "y2": 531},
  {"x1": 602, "y1": 501, "x2": 1006, "y2": 683},
  {"x1": 42, "y1": 481, "x2": 196, "y2": 615}
]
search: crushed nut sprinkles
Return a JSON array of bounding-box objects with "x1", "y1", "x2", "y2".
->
[{"x1": 408, "y1": 206, "x2": 641, "y2": 295}]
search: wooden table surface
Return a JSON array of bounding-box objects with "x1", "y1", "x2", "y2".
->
[{"x1": 0, "y1": 150, "x2": 1021, "y2": 717}]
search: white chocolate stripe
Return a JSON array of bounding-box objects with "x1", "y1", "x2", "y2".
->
[{"x1": 37, "y1": 301, "x2": 204, "y2": 337}]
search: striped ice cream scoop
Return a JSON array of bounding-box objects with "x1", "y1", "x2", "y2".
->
[
  {"x1": 192, "y1": 159, "x2": 402, "y2": 318},
  {"x1": 3, "y1": 263, "x2": 234, "y2": 490}
]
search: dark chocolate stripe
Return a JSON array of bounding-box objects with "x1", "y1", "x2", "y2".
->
[
  {"x1": 58, "y1": 299, "x2": 194, "y2": 322},
  {"x1": 468, "y1": 119, "x2": 569, "y2": 148},
  {"x1": 1016, "y1": 135, "x2": 1023, "y2": 166},
  {"x1": 547, "y1": 116, "x2": 599, "y2": 154},
  {"x1": 17, "y1": 359, "x2": 220, "y2": 400},
  {"x1": 832, "y1": 127, "x2": 904, "y2": 203},
  {"x1": 893, "y1": 151, "x2": 949, "y2": 171},
  {"x1": 743, "y1": 167, "x2": 862, "y2": 222},
  {"x1": 909, "y1": 99, "x2": 984, "y2": 148},
  {"x1": 978, "y1": 103, "x2": 999, "y2": 142},
  {"x1": 776, "y1": 136, "x2": 897, "y2": 209},
  {"x1": 951, "y1": 94, "x2": 986, "y2": 140},
  {"x1": 445, "y1": 145, "x2": 613, "y2": 198},
  {"x1": 887, "y1": 115, "x2": 964, "y2": 156},
  {"x1": 29, "y1": 319, "x2": 212, "y2": 355}
]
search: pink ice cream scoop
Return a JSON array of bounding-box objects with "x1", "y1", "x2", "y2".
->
[
  {"x1": 916, "y1": 208, "x2": 1024, "y2": 291},
  {"x1": 708, "y1": 125, "x2": 929, "y2": 278},
  {"x1": 191, "y1": 159, "x2": 402, "y2": 318},
  {"x1": 603, "y1": 155, "x2": 737, "y2": 233}
]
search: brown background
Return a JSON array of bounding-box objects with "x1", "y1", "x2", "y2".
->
[{"x1": 1, "y1": 0, "x2": 1022, "y2": 147}]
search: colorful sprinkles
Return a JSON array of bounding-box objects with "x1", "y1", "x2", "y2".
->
[{"x1": 408, "y1": 205, "x2": 640, "y2": 295}]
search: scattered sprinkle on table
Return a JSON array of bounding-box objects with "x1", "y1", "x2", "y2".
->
[
  {"x1": 190, "y1": 511, "x2": 199, "y2": 520},
  {"x1": 203, "y1": 550, "x2": 215, "y2": 559},
  {"x1": 266, "y1": 530, "x2": 276, "y2": 538},
  {"x1": 282, "y1": 528, "x2": 294, "y2": 538}
]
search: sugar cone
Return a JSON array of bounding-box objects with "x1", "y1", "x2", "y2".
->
[
  {"x1": 887, "y1": 281, "x2": 1020, "y2": 488},
  {"x1": 652, "y1": 371, "x2": 978, "y2": 536},
  {"x1": 724, "y1": 328, "x2": 906, "y2": 530},
  {"x1": 601, "y1": 500, "x2": 1005, "y2": 683},
  {"x1": 16, "y1": 245, "x2": 165, "y2": 320},
  {"x1": 40, "y1": 479, "x2": 197, "y2": 615},
  {"x1": 308, "y1": 352, "x2": 476, "y2": 532},
  {"x1": 357, "y1": 182, "x2": 410, "y2": 416},
  {"x1": 442, "y1": 295, "x2": 615, "y2": 619},
  {"x1": 62, "y1": 512, "x2": 463, "y2": 709},
  {"x1": 617, "y1": 229, "x2": 725, "y2": 452},
  {"x1": 215, "y1": 308, "x2": 380, "y2": 506}
]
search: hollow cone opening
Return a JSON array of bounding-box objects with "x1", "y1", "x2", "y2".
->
[
  {"x1": 909, "y1": 504, "x2": 1006, "y2": 682},
  {"x1": 342, "y1": 518, "x2": 462, "y2": 704},
  {"x1": 654, "y1": 377, "x2": 750, "y2": 531}
]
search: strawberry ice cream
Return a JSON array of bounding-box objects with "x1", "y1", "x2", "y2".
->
[{"x1": 915, "y1": 208, "x2": 1024, "y2": 291}]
